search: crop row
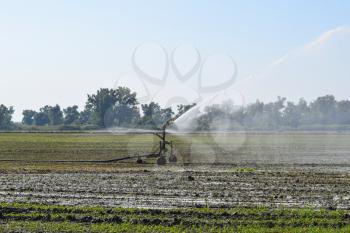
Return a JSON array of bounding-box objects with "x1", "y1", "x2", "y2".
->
[{"x1": 1, "y1": 202, "x2": 350, "y2": 232}]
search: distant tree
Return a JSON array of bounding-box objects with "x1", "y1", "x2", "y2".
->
[
  {"x1": 22, "y1": 110, "x2": 36, "y2": 125},
  {"x1": 105, "y1": 104, "x2": 140, "y2": 128},
  {"x1": 283, "y1": 102, "x2": 300, "y2": 127},
  {"x1": 35, "y1": 105, "x2": 63, "y2": 126},
  {"x1": 296, "y1": 98, "x2": 310, "y2": 125},
  {"x1": 196, "y1": 104, "x2": 226, "y2": 130},
  {"x1": 111, "y1": 87, "x2": 140, "y2": 126},
  {"x1": 0, "y1": 104, "x2": 14, "y2": 129},
  {"x1": 47, "y1": 105, "x2": 63, "y2": 125},
  {"x1": 86, "y1": 88, "x2": 118, "y2": 127},
  {"x1": 140, "y1": 102, "x2": 174, "y2": 128},
  {"x1": 244, "y1": 100, "x2": 264, "y2": 127},
  {"x1": 86, "y1": 87, "x2": 139, "y2": 128},
  {"x1": 79, "y1": 107, "x2": 93, "y2": 125},
  {"x1": 63, "y1": 105, "x2": 80, "y2": 125},
  {"x1": 34, "y1": 112, "x2": 49, "y2": 126},
  {"x1": 4, "y1": 85, "x2": 350, "y2": 131},
  {"x1": 231, "y1": 107, "x2": 245, "y2": 126},
  {"x1": 310, "y1": 95, "x2": 337, "y2": 124},
  {"x1": 336, "y1": 100, "x2": 350, "y2": 124},
  {"x1": 141, "y1": 102, "x2": 160, "y2": 121},
  {"x1": 263, "y1": 96, "x2": 286, "y2": 128}
]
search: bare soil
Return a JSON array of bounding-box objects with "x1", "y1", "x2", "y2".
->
[{"x1": 1, "y1": 163, "x2": 350, "y2": 209}]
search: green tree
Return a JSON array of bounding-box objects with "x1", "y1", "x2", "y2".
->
[
  {"x1": 310, "y1": 95, "x2": 337, "y2": 124},
  {"x1": 22, "y1": 110, "x2": 36, "y2": 125},
  {"x1": 283, "y1": 102, "x2": 300, "y2": 127},
  {"x1": 79, "y1": 107, "x2": 93, "y2": 125},
  {"x1": 109, "y1": 103, "x2": 140, "y2": 127},
  {"x1": 0, "y1": 105, "x2": 14, "y2": 129},
  {"x1": 196, "y1": 104, "x2": 226, "y2": 130},
  {"x1": 34, "y1": 112, "x2": 49, "y2": 126},
  {"x1": 336, "y1": 100, "x2": 350, "y2": 124},
  {"x1": 244, "y1": 100, "x2": 264, "y2": 127},
  {"x1": 282, "y1": 98, "x2": 311, "y2": 127},
  {"x1": 140, "y1": 102, "x2": 174, "y2": 128},
  {"x1": 141, "y1": 102, "x2": 161, "y2": 127},
  {"x1": 48, "y1": 105, "x2": 63, "y2": 125},
  {"x1": 262, "y1": 96, "x2": 286, "y2": 129},
  {"x1": 86, "y1": 88, "x2": 118, "y2": 127},
  {"x1": 86, "y1": 87, "x2": 139, "y2": 128},
  {"x1": 63, "y1": 105, "x2": 80, "y2": 125},
  {"x1": 106, "y1": 87, "x2": 140, "y2": 127}
]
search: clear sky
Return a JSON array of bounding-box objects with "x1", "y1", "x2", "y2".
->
[{"x1": 1, "y1": 0, "x2": 350, "y2": 121}]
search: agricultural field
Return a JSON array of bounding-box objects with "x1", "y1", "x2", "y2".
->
[
  {"x1": 0, "y1": 132, "x2": 350, "y2": 232},
  {"x1": 2, "y1": 202, "x2": 350, "y2": 233},
  {"x1": 1, "y1": 131, "x2": 350, "y2": 164}
]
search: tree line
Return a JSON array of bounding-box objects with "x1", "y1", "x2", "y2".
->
[
  {"x1": 18, "y1": 87, "x2": 177, "y2": 130},
  {"x1": 0, "y1": 87, "x2": 182, "y2": 130},
  {"x1": 0, "y1": 87, "x2": 350, "y2": 130},
  {"x1": 195, "y1": 95, "x2": 350, "y2": 130}
]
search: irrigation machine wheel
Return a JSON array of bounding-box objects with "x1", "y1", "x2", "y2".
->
[
  {"x1": 169, "y1": 155, "x2": 177, "y2": 163},
  {"x1": 157, "y1": 156, "x2": 167, "y2": 165},
  {"x1": 136, "y1": 157, "x2": 143, "y2": 164}
]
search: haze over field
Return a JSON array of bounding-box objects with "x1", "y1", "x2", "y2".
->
[
  {"x1": 0, "y1": 1, "x2": 349, "y2": 121},
  {"x1": 238, "y1": 26, "x2": 350, "y2": 103}
]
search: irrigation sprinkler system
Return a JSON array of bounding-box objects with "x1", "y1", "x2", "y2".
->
[
  {"x1": 112, "y1": 110, "x2": 185, "y2": 165},
  {"x1": 92, "y1": 105, "x2": 192, "y2": 165},
  {"x1": 108, "y1": 104, "x2": 195, "y2": 165}
]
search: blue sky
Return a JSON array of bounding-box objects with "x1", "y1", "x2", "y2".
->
[{"x1": 1, "y1": 0, "x2": 350, "y2": 120}]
